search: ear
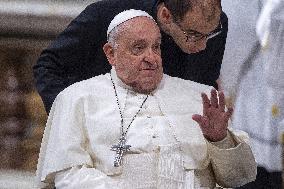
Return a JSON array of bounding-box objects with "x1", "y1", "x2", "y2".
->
[
  {"x1": 103, "y1": 42, "x2": 116, "y2": 66},
  {"x1": 158, "y1": 4, "x2": 174, "y2": 25}
]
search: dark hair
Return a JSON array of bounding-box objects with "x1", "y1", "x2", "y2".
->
[
  {"x1": 161, "y1": 0, "x2": 221, "y2": 22},
  {"x1": 162, "y1": 0, "x2": 192, "y2": 21}
]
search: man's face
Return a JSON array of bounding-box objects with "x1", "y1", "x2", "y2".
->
[
  {"x1": 108, "y1": 17, "x2": 163, "y2": 94},
  {"x1": 170, "y1": 4, "x2": 221, "y2": 54}
]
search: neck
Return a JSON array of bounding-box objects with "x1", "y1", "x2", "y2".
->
[{"x1": 110, "y1": 68, "x2": 156, "y2": 95}]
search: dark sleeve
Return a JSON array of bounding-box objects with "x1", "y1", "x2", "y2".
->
[{"x1": 33, "y1": 4, "x2": 104, "y2": 113}]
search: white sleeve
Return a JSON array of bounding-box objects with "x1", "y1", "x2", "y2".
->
[
  {"x1": 207, "y1": 129, "x2": 257, "y2": 188},
  {"x1": 37, "y1": 92, "x2": 94, "y2": 188},
  {"x1": 54, "y1": 165, "x2": 122, "y2": 189}
]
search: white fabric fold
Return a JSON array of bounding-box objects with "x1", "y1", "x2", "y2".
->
[
  {"x1": 36, "y1": 71, "x2": 256, "y2": 188},
  {"x1": 256, "y1": 0, "x2": 281, "y2": 47},
  {"x1": 155, "y1": 76, "x2": 213, "y2": 170},
  {"x1": 55, "y1": 165, "x2": 121, "y2": 189},
  {"x1": 157, "y1": 144, "x2": 186, "y2": 189}
]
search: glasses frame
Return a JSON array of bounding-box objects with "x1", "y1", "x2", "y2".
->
[{"x1": 175, "y1": 21, "x2": 223, "y2": 42}]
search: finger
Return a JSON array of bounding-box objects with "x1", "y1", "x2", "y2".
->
[
  {"x1": 210, "y1": 89, "x2": 218, "y2": 108},
  {"x1": 218, "y1": 91, "x2": 225, "y2": 112},
  {"x1": 192, "y1": 114, "x2": 208, "y2": 127},
  {"x1": 192, "y1": 114, "x2": 203, "y2": 125},
  {"x1": 224, "y1": 107, "x2": 234, "y2": 121},
  {"x1": 201, "y1": 93, "x2": 210, "y2": 116}
]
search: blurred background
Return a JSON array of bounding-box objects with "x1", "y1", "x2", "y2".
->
[{"x1": 0, "y1": 1, "x2": 96, "y2": 188}]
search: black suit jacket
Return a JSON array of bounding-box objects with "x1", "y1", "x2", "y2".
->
[{"x1": 33, "y1": 0, "x2": 228, "y2": 113}]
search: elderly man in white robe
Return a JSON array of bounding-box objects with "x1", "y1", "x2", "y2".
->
[{"x1": 36, "y1": 9, "x2": 256, "y2": 189}]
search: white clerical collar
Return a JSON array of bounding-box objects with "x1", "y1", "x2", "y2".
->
[{"x1": 110, "y1": 67, "x2": 165, "y2": 96}]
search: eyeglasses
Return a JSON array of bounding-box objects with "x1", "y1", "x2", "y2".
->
[{"x1": 175, "y1": 21, "x2": 223, "y2": 42}]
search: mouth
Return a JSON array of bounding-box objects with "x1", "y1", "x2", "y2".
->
[
  {"x1": 141, "y1": 67, "x2": 157, "y2": 71},
  {"x1": 141, "y1": 68, "x2": 157, "y2": 76}
]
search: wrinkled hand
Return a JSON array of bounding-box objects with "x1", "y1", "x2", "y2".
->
[{"x1": 192, "y1": 89, "x2": 233, "y2": 142}]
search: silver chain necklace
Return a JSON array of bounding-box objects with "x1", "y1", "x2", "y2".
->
[{"x1": 110, "y1": 75, "x2": 149, "y2": 167}]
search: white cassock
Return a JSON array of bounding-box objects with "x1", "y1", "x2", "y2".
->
[{"x1": 36, "y1": 69, "x2": 256, "y2": 189}]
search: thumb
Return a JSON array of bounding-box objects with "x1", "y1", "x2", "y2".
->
[{"x1": 192, "y1": 114, "x2": 203, "y2": 125}]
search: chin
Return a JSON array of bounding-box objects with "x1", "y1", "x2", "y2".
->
[
  {"x1": 135, "y1": 83, "x2": 158, "y2": 94},
  {"x1": 132, "y1": 75, "x2": 162, "y2": 94},
  {"x1": 191, "y1": 50, "x2": 204, "y2": 54},
  {"x1": 181, "y1": 46, "x2": 203, "y2": 54}
]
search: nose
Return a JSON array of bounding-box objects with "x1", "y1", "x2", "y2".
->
[
  {"x1": 195, "y1": 38, "x2": 207, "y2": 52},
  {"x1": 143, "y1": 48, "x2": 157, "y2": 65}
]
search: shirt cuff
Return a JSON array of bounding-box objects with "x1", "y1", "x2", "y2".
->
[{"x1": 209, "y1": 131, "x2": 237, "y2": 149}]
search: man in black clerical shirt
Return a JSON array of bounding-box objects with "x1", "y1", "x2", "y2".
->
[{"x1": 33, "y1": 0, "x2": 227, "y2": 113}]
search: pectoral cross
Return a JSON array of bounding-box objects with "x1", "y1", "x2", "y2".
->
[{"x1": 110, "y1": 135, "x2": 131, "y2": 167}]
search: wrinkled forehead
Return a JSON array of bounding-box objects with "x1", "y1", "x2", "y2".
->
[
  {"x1": 118, "y1": 17, "x2": 161, "y2": 39},
  {"x1": 120, "y1": 16, "x2": 158, "y2": 29}
]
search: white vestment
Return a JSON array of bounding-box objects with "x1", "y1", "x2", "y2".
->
[{"x1": 36, "y1": 70, "x2": 256, "y2": 189}]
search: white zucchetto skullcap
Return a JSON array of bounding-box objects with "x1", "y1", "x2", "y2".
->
[{"x1": 107, "y1": 9, "x2": 155, "y2": 38}]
